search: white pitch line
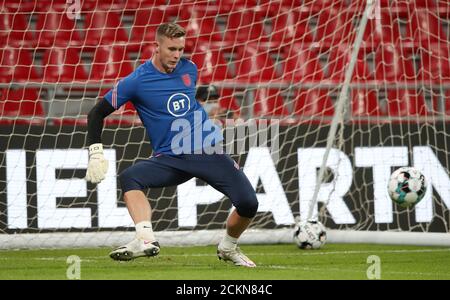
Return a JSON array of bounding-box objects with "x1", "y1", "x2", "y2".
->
[
  {"x1": 0, "y1": 248, "x2": 449, "y2": 261},
  {"x1": 1, "y1": 256, "x2": 449, "y2": 278},
  {"x1": 263, "y1": 264, "x2": 450, "y2": 277},
  {"x1": 275, "y1": 248, "x2": 450, "y2": 256},
  {"x1": 1, "y1": 257, "x2": 448, "y2": 277},
  {"x1": 152, "y1": 248, "x2": 450, "y2": 257}
]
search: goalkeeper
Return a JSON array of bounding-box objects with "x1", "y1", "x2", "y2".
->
[{"x1": 85, "y1": 23, "x2": 258, "y2": 267}]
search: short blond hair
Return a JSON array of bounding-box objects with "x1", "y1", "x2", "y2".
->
[{"x1": 156, "y1": 23, "x2": 186, "y2": 40}]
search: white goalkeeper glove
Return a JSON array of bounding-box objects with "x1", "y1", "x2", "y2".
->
[{"x1": 85, "y1": 143, "x2": 109, "y2": 184}]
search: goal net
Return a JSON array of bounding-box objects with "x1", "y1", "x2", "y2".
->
[{"x1": 1, "y1": 0, "x2": 449, "y2": 249}]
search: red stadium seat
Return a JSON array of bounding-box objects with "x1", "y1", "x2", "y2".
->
[
  {"x1": 35, "y1": 7, "x2": 83, "y2": 48},
  {"x1": 386, "y1": 90, "x2": 429, "y2": 116},
  {"x1": 303, "y1": 0, "x2": 345, "y2": 9},
  {"x1": 0, "y1": 88, "x2": 45, "y2": 125},
  {"x1": 0, "y1": 47, "x2": 39, "y2": 83},
  {"x1": 361, "y1": 12, "x2": 402, "y2": 49},
  {"x1": 129, "y1": 8, "x2": 167, "y2": 49},
  {"x1": 167, "y1": 0, "x2": 209, "y2": 5},
  {"x1": 89, "y1": 46, "x2": 134, "y2": 81},
  {"x1": 374, "y1": 43, "x2": 427, "y2": 116},
  {"x1": 37, "y1": 0, "x2": 124, "y2": 11},
  {"x1": 404, "y1": 10, "x2": 448, "y2": 49},
  {"x1": 392, "y1": 0, "x2": 437, "y2": 10},
  {"x1": 223, "y1": 10, "x2": 268, "y2": 44},
  {"x1": 281, "y1": 45, "x2": 324, "y2": 83},
  {"x1": 259, "y1": 1, "x2": 305, "y2": 16},
  {"x1": 216, "y1": 0, "x2": 259, "y2": 12},
  {"x1": 281, "y1": 45, "x2": 333, "y2": 118},
  {"x1": 437, "y1": 1, "x2": 450, "y2": 18},
  {"x1": 348, "y1": 0, "x2": 389, "y2": 11},
  {"x1": 42, "y1": 47, "x2": 88, "y2": 82},
  {"x1": 219, "y1": 88, "x2": 241, "y2": 117},
  {"x1": 259, "y1": 0, "x2": 303, "y2": 8},
  {"x1": 418, "y1": 46, "x2": 450, "y2": 83},
  {"x1": 374, "y1": 44, "x2": 415, "y2": 82},
  {"x1": 83, "y1": 10, "x2": 129, "y2": 46},
  {"x1": 0, "y1": 0, "x2": 39, "y2": 12},
  {"x1": 86, "y1": 0, "x2": 124, "y2": 9},
  {"x1": 327, "y1": 46, "x2": 372, "y2": 82},
  {"x1": 35, "y1": 0, "x2": 69, "y2": 9},
  {"x1": 124, "y1": 0, "x2": 167, "y2": 10},
  {"x1": 191, "y1": 46, "x2": 232, "y2": 83},
  {"x1": 179, "y1": 8, "x2": 223, "y2": 52},
  {"x1": 253, "y1": 88, "x2": 289, "y2": 117},
  {"x1": 138, "y1": 44, "x2": 157, "y2": 63},
  {"x1": 351, "y1": 89, "x2": 381, "y2": 117},
  {"x1": 233, "y1": 46, "x2": 279, "y2": 83},
  {"x1": 347, "y1": 0, "x2": 437, "y2": 14},
  {"x1": 315, "y1": 8, "x2": 355, "y2": 49},
  {"x1": 269, "y1": 9, "x2": 313, "y2": 47},
  {"x1": 0, "y1": 9, "x2": 34, "y2": 48},
  {"x1": 292, "y1": 89, "x2": 334, "y2": 117}
]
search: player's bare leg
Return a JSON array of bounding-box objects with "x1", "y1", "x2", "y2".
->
[
  {"x1": 217, "y1": 209, "x2": 256, "y2": 267},
  {"x1": 225, "y1": 209, "x2": 252, "y2": 238},
  {"x1": 124, "y1": 190, "x2": 151, "y2": 224},
  {"x1": 109, "y1": 190, "x2": 160, "y2": 261}
]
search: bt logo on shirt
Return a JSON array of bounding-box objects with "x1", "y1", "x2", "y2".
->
[{"x1": 167, "y1": 93, "x2": 191, "y2": 117}]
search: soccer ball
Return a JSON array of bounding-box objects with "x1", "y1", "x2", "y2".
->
[
  {"x1": 388, "y1": 167, "x2": 427, "y2": 208},
  {"x1": 293, "y1": 219, "x2": 327, "y2": 249}
]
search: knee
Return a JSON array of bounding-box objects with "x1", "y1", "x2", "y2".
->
[
  {"x1": 235, "y1": 193, "x2": 259, "y2": 218},
  {"x1": 118, "y1": 168, "x2": 141, "y2": 192}
]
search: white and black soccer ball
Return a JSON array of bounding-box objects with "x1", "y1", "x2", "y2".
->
[
  {"x1": 293, "y1": 219, "x2": 327, "y2": 250},
  {"x1": 388, "y1": 167, "x2": 427, "y2": 208}
]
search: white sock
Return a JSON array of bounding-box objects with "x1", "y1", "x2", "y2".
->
[
  {"x1": 219, "y1": 233, "x2": 238, "y2": 250},
  {"x1": 135, "y1": 221, "x2": 156, "y2": 242}
]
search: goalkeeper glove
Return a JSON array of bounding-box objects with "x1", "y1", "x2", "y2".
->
[{"x1": 85, "y1": 143, "x2": 109, "y2": 184}]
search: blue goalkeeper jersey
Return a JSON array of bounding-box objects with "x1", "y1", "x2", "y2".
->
[{"x1": 104, "y1": 58, "x2": 223, "y2": 155}]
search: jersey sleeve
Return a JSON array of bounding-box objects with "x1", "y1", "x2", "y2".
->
[{"x1": 103, "y1": 71, "x2": 139, "y2": 110}]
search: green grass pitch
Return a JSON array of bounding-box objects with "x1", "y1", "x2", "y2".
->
[{"x1": 0, "y1": 243, "x2": 449, "y2": 280}]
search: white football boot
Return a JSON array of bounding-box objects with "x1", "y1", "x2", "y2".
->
[
  {"x1": 217, "y1": 246, "x2": 256, "y2": 268},
  {"x1": 109, "y1": 238, "x2": 160, "y2": 261}
]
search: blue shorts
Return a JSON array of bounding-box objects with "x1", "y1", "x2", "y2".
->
[{"x1": 119, "y1": 153, "x2": 258, "y2": 218}]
